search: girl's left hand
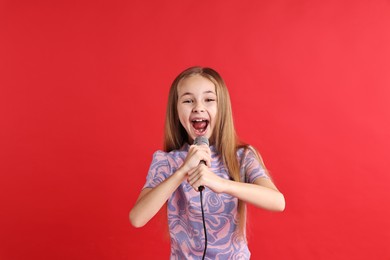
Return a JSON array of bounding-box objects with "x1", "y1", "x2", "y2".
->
[{"x1": 187, "y1": 164, "x2": 227, "y2": 193}]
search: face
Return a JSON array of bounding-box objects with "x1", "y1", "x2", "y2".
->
[{"x1": 177, "y1": 75, "x2": 218, "y2": 143}]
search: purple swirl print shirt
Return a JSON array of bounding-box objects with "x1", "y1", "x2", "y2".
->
[{"x1": 143, "y1": 144, "x2": 268, "y2": 259}]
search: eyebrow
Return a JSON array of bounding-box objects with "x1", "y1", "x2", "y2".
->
[{"x1": 179, "y1": 90, "x2": 216, "y2": 98}]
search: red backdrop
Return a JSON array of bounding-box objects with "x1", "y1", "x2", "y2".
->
[{"x1": 1, "y1": 0, "x2": 390, "y2": 259}]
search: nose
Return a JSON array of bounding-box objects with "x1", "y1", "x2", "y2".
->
[{"x1": 192, "y1": 102, "x2": 205, "y2": 113}]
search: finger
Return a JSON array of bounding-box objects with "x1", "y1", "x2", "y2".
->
[
  {"x1": 188, "y1": 171, "x2": 201, "y2": 186},
  {"x1": 195, "y1": 147, "x2": 211, "y2": 167},
  {"x1": 187, "y1": 167, "x2": 196, "y2": 176},
  {"x1": 193, "y1": 179, "x2": 204, "y2": 192},
  {"x1": 189, "y1": 148, "x2": 211, "y2": 168},
  {"x1": 187, "y1": 166, "x2": 200, "y2": 181},
  {"x1": 204, "y1": 157, "x2": 211, "y2": 168}
]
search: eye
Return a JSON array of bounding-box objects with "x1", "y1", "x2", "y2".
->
[
  {"x1": 205, "y1": 98, "x2": 216, "y2": 102},
  {"x1": 182, "y1": 99, "x2": 193, "y2": 103}
]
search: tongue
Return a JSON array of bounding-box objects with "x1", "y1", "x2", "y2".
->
[{"x1": 193, "y1": 121, "x2": 207, "y2": 130}]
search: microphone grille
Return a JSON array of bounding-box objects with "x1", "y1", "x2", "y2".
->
[{"x1": 194, "y1": 136, "x2": 209, "y2": 146}]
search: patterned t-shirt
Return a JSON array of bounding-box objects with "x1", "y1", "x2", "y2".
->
[{"x1": 143, "y1": 144, "x2": 268, "y2": 259}]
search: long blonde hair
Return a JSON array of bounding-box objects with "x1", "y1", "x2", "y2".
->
[{"x1": 164, "y1": 66, "x2": 247, "y2": 234}]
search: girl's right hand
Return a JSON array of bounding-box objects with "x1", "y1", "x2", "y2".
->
[{"x1": 180, "y1": 144, "x2": 211, "y2": 173}]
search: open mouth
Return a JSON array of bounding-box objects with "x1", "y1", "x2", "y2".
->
[{"x1": 191, "y1": 119, "x2": 209, "y2": 135}]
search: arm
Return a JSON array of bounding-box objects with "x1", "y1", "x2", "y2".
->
[
  {"x1": 129, "y1": 167, "x2": 187, "y2": 228},
  {"x1": 222, "y1": 177, "x2": 285, "y2": 211},
  {"x1": 187, "y1": 164, "x2": 285, "y2": 212},
  {"x1": 130, "y1": 145, "x2": 212, "y2": 228}
]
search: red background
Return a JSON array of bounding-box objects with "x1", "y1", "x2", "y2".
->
[{"x1": 1, "y1": 0, "x2": 390, "y2": 259}]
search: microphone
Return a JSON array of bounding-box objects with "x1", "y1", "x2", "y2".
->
[
  {"x1": 193, "y1": 136, "x2": 209, "y2": 191},
  {"x1": 193, "y1": 136, "x2": 209, "y2": 259}
]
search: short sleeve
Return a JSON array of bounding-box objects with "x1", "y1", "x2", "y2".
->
[
  {"x1": 143, "y1": 151, "x2": 172, "y2": 189},
  {"x1": 240, "y1": 147, "x2": 269, "y2": 183}
]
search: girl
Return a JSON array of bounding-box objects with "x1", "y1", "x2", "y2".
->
[{"x1": 130, "y1": 66, "x2": 285, "y2": 259}]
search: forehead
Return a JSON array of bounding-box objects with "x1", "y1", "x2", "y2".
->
[{"x1": 177, "y1": 75, "x2": 216, "y2": 95}]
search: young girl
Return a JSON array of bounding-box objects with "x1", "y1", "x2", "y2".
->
[{"x1": 130, "y1": 66, "x2": 285, "y2": 259}]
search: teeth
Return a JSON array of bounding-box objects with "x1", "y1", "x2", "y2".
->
[{"x1": 192, "y1": 119, "x2": 207, "y2": 122}]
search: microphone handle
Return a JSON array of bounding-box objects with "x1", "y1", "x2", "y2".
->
[{"x1": 198, "y1": 160, "x2": 206, "y2": 191}]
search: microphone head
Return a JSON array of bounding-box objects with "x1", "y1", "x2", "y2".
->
[{"x1": 193, "y1": 136, "x2": 209, "y2": 146}]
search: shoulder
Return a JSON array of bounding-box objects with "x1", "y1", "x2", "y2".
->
[
  {"x1": 152, "y1": 150, "x2": 168, "y2": 159},
  {"x1": 237, "y1": 144, "x2": 267, "y2": 170},
  {"x1": 237, "y1": 144, "x2": 270, "y2": 182},
  {"x1": 151, "y1": 146, "x2": 188, "y2": 166},
  {"x1": 237, "y1": 144, "x2": 259, "y2": 161}
]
